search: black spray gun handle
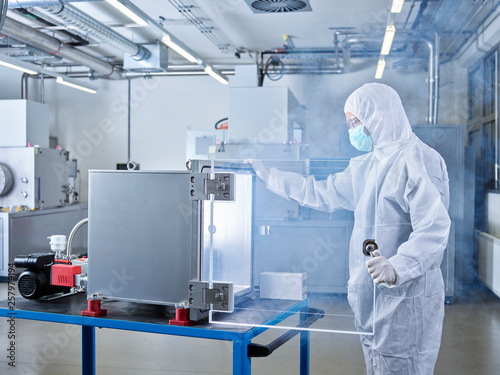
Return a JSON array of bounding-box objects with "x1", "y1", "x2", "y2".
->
[{"x1": 362, "y1": 239, "x2": 378, "y2": 258}]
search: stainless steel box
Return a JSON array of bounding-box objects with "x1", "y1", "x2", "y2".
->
[{"x1": 87, "y1": 170, "x2": 200, "y2": 305}]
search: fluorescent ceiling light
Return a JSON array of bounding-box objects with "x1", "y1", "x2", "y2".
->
[
  {"x1": 106, "y1": 0, "x2": 148, "y2": 26},
  {"x1": 380, "y1": 25, "x2": 396, "y2": 55},
  {"x1": 161, "y1": 35, "x2": 199, "y2": 63},
  {"x1": 56, "y1": 77, "x2": 97, "y2": 94},
  {"x1": 0, "y1": 56, "x2": 38, "y2": 75},
  {"x1": 204, "y1": 66, "x2": 229, "y2": 85},
  {"x1": 375, "y1": 58, "x2": 386, "y2": 80},
  {"x1": 391, "y1": 0, "x2": 405, "y2": 13}
]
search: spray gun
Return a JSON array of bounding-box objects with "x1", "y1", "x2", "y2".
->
[{"x1": 362, "y1": 239, "x2": 378, "y2": 258}]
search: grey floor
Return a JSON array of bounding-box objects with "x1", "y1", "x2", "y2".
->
[{"x1": 0, "y1": 283, "x2": 499, "y2": 375}]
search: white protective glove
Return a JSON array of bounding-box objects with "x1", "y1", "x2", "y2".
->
[
  {"x1": 248, "y1": 159, "x2": 270, "y2": 184},
  {"x1": 366, "y1": 250, "x2": 397, "y2": 285}
]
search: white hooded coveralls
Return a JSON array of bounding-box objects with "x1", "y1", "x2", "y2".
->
[{"x1": 262, "y1": 83, "x2": 451, "y2": 374}]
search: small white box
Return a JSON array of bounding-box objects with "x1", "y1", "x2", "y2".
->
[{"x1": 260, "y1": 272, "x2": 307, "y2": 300}]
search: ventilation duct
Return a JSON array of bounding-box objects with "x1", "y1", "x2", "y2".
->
[
  {"x1": 124, "y1": 43, "x2": 168, "y2": 73},
  {"x1": 1, "y1": 16, "x2": 120, "y2": 77},
  {"x1": 8, "y1": 0, "x2": 98, "y2": 8},
  {"x1": 43, "y1": 3, "x2": 150, "y2": 61},
  {"x1": 244, "y1": 0, "x2": 312, "y2": 13}
]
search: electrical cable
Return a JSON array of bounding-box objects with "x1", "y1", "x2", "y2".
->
[
  {"x1": 264, "y1": 56, "x2": 284, "y2": 82},
  {"x1": 214, "y1": 117, "x2": 228, "y2": 130},
  {"x1": 0, "y1": 0, "x2": 8, "y2": 32}
]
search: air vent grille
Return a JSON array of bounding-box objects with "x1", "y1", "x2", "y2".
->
[
  {"x1": 245, "y1": 0, "x2": 312, "y2": 13},
  {"x1": 19, "y1": 274, "x2": 37, "y2": 297}
]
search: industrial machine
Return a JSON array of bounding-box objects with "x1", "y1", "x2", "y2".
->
[
  {"x1": 14, "y1": 226, "x2": 88, "y2": 300},
  {"x1": 0, "y1": 146, "x2": 85, "y2": 279},
  {"x1": 0, "y1": 146, "x2": 78, "y2": 210}
]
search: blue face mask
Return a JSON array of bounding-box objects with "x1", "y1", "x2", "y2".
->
[{"x1": 348, "y1": 124, "x2": 373, "y2": 152}]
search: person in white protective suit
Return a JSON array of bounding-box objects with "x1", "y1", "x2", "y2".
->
[{"x1": 250, "y1": 83, "x2": 451, "y2": 375}]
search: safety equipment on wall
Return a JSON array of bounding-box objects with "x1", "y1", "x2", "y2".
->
[
  {"x1": 255, "y1": 83, "x2": 451, "y2": 374},
  {"x1": 365, "y1": 250, "x2": 397, "y2": 284},
  {"x1": 348, "y1": 124, "x2": 373, "y2": 152}
]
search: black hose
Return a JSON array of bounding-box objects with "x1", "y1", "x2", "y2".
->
[
  {"x1": 264, "y1": 56, "x2": 284, "y2": 82},
  {"x1": 0, "y1": 0, "x2": 8, "y2": 33},
  {"x1": 214, "y1": 117, "x2": 228, "y2": 130}
]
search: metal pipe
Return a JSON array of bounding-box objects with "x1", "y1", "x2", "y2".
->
[
  {"x1": 66, "y1": 217, "x2": 88, "y2": 258},
  {"x1": 411, "y1": 0, "x2": 428, "y2": 30},
  {"x1": 0, "y1": 0, "x2": 8, "y2": 32},
  {"x1": 8, "y1": 0, "x2": 99, "y2": 8},
  {"x1": 341, "y1": 37, "x2": 384, "y2": 49},
  {"x1": 333, "y1": 32, "x2": 340, "y2": 68},
  {"x1": 403, "y1": 0, "x2": 417, "y2": 29},
  {"x1": 433, "y1": 32, "x2": 439, "y2": 124},
  {"x1": 422, "y1": 37, "x2": 434, "y2": 124},
  {"x1": 21, "y1": 72, "x2": 29, "y2": 99},
  {"x1": 127, "y1": 79, "x2": 131, "y2": 162},
  {"x1": 40, "y1": 68, "x2": 44, "y2": 103},
  {"x1": 2, "y1": 17, "x2": 120, "y2": 77},
  {"x1": 44, "y1": 3, "x2": 150, "y2": 60},
  {"x1": 495, "y1": 50, "x2": 499, "y2": 189}
]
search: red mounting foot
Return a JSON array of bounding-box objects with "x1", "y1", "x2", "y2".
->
[
  {"x1": 169, "y1": 307, "x2": 192, "y2": 326},
  {"x1": 81, "y1": 299, "x2": 107, "y2": 317}
]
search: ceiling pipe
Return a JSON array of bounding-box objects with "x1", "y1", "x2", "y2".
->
[
  {"x1": 0, "y1": 0, "x2": 7, "y2": 32},
  {"x1": 2, "y1": 16, "x2": 121, "y2": 77},
  {"x1": 42, "y1": 2, "x2": 150, "y2": 61},
  {"x1": 14, "y1": 8, "x2": 90, "y2": 46},
  {"x1": 8, "y1": 0, "x2": 100, "y2": 8},
  {"x1": 21, "y1": 72, "x2": 30, "y2": 99}
]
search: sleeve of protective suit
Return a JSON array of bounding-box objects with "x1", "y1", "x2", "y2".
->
[
  {"x1": 388, "y1": 161, "x2": 451, "y2": 286},
  {"x1": 264, "y1": 166, "x2": 355, "y2": 212}
]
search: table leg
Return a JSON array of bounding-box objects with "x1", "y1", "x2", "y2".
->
[
  {"x1": 300, "y1": 306, "x2": 310, "y2": 375},
  {"x1": 82, "y1": 325, "x2": 95, "y2": 375},
  {"x1": 300, "y1": 330, "x2": 310, "y2": 375},
  {"x1": 233, "y1": 340, "x2": 251, "y2": 375}
]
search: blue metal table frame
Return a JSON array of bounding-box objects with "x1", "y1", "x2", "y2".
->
[{"x1": 0, "y1": 298, "x2": 310, "y2": 375}]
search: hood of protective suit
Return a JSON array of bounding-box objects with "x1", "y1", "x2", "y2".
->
[{"x1": 344, "y1": 83, "x2": 416, "y2": 158}]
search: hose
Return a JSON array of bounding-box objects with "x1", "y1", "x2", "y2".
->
[
  {"x1": 66, "y1": 217, "x2": 88, "y2": 258},
  {"x1": 0, "y1": 0, "x2": 8, "y2": 32},
  {"x1": 264, "y1": 56, "x2": 284, "y2": 82}
]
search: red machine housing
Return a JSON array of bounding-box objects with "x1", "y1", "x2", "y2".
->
[{"x1": 51, "y1": 264, "x2": 82, "y2": 287}]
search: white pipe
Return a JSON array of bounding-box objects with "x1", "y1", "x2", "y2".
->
[
  {"x1": 433, "y1": 32, "x2": 439, "y2": 124},
  {"x1": 422, "y1": 38, "x2": 434, "y2": 124}
]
